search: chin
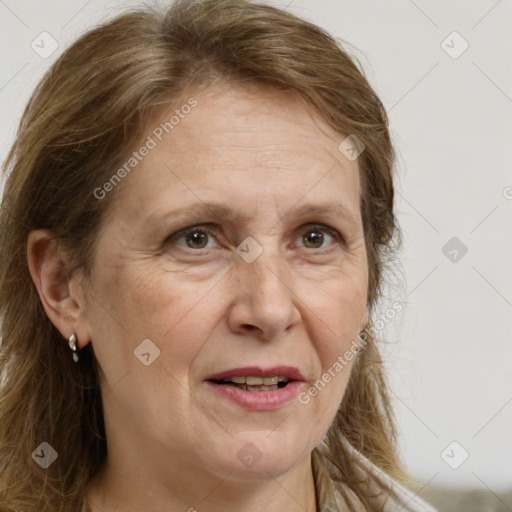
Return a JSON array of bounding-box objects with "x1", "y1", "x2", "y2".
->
[{"x1": 205, "y1": 431, "x2": 312, "y2": 481}]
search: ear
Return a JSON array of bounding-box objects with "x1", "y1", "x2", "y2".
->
[{"x1": 27, "y1": 229, "x2": 91, "y2": 350}]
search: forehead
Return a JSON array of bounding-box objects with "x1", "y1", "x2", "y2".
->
[
  {"x1": 168, "y1": 82, "x2": 353, "y2": 169},
  {"x1": 109, "y1": 82, "x2": 362, "y2": 224}
]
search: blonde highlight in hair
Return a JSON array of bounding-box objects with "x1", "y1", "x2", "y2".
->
[{"x1": 0, "y1": 1, "x2": 417, "y2": 510}]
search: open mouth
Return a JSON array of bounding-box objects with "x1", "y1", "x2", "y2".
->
[{"x1": 208, "y1": 376, "x2": 291, "y2": 392}]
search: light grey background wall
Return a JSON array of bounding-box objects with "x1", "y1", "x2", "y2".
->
[{"x1": 1, "y1": 0, "x2": 511, "y2": 495}]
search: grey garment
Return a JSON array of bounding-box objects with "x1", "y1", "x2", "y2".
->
[{"x1": 318, "y1": 436, "x2": 439, "y2": 512}]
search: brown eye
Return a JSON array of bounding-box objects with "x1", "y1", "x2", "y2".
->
[
  {"x1": 167, "y1": 224, "x2": 220, "y2": 251},
  {"x1": 303, "y1": 230, "x2": 324, "y2": 248},
  {"x1": 295, "y1": 224, "x2": 342, "y2": 252},
  {"x1": 185, "y1": 230, "x2": 209, "y2": 249}
]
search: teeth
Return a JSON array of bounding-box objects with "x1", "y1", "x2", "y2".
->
[
  {"x1": 220, "y1": 375, "x2": 289, "y2": 385},
  {"x1": 247, "y1": 384, "x2": 278, "y2": 391},
  {"x1": 246, "y1": 376, "x2": 263, "y2": 385}
]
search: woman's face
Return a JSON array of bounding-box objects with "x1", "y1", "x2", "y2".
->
[{"x1": 82, "y1": 82, "x2": 369, "y2": 482}]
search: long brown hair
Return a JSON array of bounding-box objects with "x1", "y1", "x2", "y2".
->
[{"x1": 0, "y1": 1, "x2": 416, "y2": 510}]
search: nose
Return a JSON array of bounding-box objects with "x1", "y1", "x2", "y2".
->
[{"x1": 226, "y1": 248, "x2": 301, "y2": 341}]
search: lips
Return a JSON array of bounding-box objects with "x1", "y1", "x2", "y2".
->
[
  {"x1": 204, "y1": 365, "x2": 305, "y2": 382},
  {"x1": 204, "y1": 366, "x2": 305, "y2": 410}
]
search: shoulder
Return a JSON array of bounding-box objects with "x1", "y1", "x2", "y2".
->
[{"x1": 317, "y1": 436, "x2": 438, "y2": 512}]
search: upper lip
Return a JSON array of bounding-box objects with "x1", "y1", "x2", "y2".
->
[{"x1": 205, "y1": 366, "x2": 305, "y2": 381}]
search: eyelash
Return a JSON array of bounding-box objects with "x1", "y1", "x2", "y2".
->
[{"x1": 166, "y1": 223, "x2": 344, "y2": 254}]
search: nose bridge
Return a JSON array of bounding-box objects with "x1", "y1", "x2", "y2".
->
[
  {"x1": 241, "y1": 241, "x2": 290, "y2": 299},
  {"x1": 232, "y1": 240, "x2": 299, "y2": 337},
  {"x1": 255, "y1": 250, "x2": 287, "y2": 292}
]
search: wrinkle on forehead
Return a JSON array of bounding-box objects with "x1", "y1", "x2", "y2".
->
[{"x1": 101, "y1": 81, "x2": 361, "y2": 242}]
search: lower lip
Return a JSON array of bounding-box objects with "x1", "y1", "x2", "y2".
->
[{"x1": 206, "y1": 381, "x2": 304, "y2": 411}]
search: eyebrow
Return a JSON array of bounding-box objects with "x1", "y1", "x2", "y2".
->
[{"x1": 148, "y1": 201, "x2": 361, "y2": 229}]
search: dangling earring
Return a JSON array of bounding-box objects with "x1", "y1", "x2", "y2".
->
[{"x1": 68, "y1": 332, "x2": 79, "y2": 363}]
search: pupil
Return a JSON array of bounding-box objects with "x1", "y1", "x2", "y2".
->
[
  {"x1": 187, "y1": 231, "x2": 208, "y2": 248},
  {"x1": 304, "y1": 230, "x2": 323, "y2": 248}
]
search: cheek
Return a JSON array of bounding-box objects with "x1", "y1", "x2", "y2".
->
[
  {"x1": 94, "y1": 260, "x2": 191, "y2": 335},
  {"x1": 90, "y1": 261, "x2": 219, "y2": 376},
  {"x1": 87, "y1": 262, "x2": 219, "y2": 433},
  {"x1": 300, "y1": 273, "x2": 366, "y2": 412},
  {"x1": 304, "y1": 359, "x2": 355, "y2": 434},
  {"x1": 307, "y1": 271, "x2": 367, "y2": 354},
  {"x1": 299, "y1": 291, "x2": 362, "y2": 425}
]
